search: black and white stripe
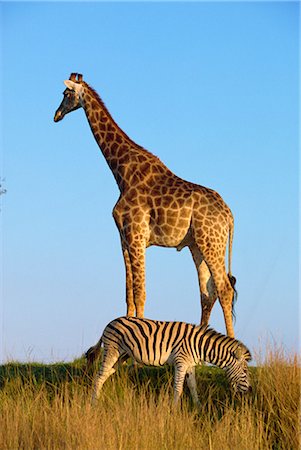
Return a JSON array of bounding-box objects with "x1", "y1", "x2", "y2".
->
[{"x1": 86, "y1": 317, "x2": 252, "y2": 405}]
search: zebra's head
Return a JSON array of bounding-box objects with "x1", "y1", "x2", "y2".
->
[{"x1": 225, "y1": 343, "x2": 252, "y2": 393}]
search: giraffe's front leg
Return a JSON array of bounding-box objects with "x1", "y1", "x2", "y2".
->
[
  {"x1": 113, "y1": 204, "x2": 136, "y2": 316},
  {"x1": 113, "y1": 203, "x2": 148, "y2": 318},
  {"x1": 121, "y1": 244, "x2": 135, "y2": 316},
  {"x1": 121, "y1": 227, "x2": 147, "y2": 318},
  {"x1": 127, "y1": 241, "x2": 146, "y2": 318}
]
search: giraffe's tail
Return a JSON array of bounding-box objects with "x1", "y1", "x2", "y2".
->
[
  {"x1": 228, "y1": 215, "x2": 237, "y2": 321},
  {"x1": 85, "y1": 338, "x2": 103, "y2": 369}
]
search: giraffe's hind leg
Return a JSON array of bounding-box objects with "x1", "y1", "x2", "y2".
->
[
  {"x1": 204, "y1": 257, "x2": 234, "y2": 337},
  {"x1": 189, "y1": 243, "x2": 217, "y2": 327},
  {"x1": 192, "y1": 230, "x2": 235, "y2": 337}
]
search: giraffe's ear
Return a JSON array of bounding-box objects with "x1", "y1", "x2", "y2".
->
[{"x1": 64, "y1": 80, "x2": 82, "y2": 93}]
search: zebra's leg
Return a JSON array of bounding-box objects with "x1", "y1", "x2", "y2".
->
[
  {"x1": 173, "y1": 363, "x2": 188, "y2": 405},
  {"x1": 186, "y1": 367, "x2": 201, "y2": 407},
  {"x1": 92, "y1": 367, "x2": 116, "y2": 404},
  {"x1": 92, "y1": 350, "x2": 120, "y2": 403}
]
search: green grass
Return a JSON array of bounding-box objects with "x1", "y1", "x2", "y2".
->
[{"x1": 0, "y1": 348, "x2": 299, "y2": 449}]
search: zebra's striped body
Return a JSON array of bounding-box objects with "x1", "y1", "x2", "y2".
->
[{"x1": 86, "y1": 317, "x2": 252, "y2": 405}]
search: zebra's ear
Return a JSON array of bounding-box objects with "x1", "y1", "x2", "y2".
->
[{"x1": 234, "y1": 345, "x2": 243, "y2": 359}]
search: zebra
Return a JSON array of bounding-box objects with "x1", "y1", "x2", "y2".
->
[{"x1": 86, "y1": 316, "x2": 252, "y2": 405}]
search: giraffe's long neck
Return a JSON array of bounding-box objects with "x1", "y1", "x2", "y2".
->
[{"x1": 80, "y1": 83, "x2": 171, "y2": 191}]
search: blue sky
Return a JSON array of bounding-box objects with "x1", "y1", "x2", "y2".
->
[{"x1": 1, "y1": 2, "x2": 299, "y2": 363}]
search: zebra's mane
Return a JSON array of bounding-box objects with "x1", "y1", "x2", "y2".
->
[{"x1": 198, "y1": 324, "x2": 252, "y2": 361}]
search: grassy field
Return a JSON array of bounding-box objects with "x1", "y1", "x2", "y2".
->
[{"x1": 0, "y1": 346, "x2": 299, "y2": 450}]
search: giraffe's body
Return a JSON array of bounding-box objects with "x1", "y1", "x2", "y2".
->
[{"x1": 54, "y1": 73, "x2": 236, "y2": 337}]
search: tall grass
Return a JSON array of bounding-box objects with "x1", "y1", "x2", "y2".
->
[{"x1": 0, "y1": 345, "x2": 299, "y2": 450}]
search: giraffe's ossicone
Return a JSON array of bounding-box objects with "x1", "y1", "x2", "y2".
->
[{"x1": 54, "y1": 73, "x2": 237, "y2": 337}]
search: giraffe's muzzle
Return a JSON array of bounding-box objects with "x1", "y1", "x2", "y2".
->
[{"x1": 54, "y1": 110, "x2": 63, "y2": 122}]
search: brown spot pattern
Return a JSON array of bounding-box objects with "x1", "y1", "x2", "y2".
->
[{"x1": 56, "y1": 75, "x2": 237, "y2": 337}]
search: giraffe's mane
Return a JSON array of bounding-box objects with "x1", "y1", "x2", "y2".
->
[{"x1": 83, "y1": 81, "x2": 170, "y2": 169}]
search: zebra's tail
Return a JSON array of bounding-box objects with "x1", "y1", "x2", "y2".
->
[{"x1": 85, "y1": 338, "x2": 102, "y2": 369}]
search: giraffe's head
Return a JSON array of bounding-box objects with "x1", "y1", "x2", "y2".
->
[{"x1": 54, "y1": 73, "x2": 84, "y2": 122}]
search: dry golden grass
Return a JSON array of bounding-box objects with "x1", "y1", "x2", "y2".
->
[{"x1": 0, "y1": 345, "x2": 299, "y2": 450}]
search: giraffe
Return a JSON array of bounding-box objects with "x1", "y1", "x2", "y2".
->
[{"x1": 54, "y1": 73, "x2": 237, "y2": 337}]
